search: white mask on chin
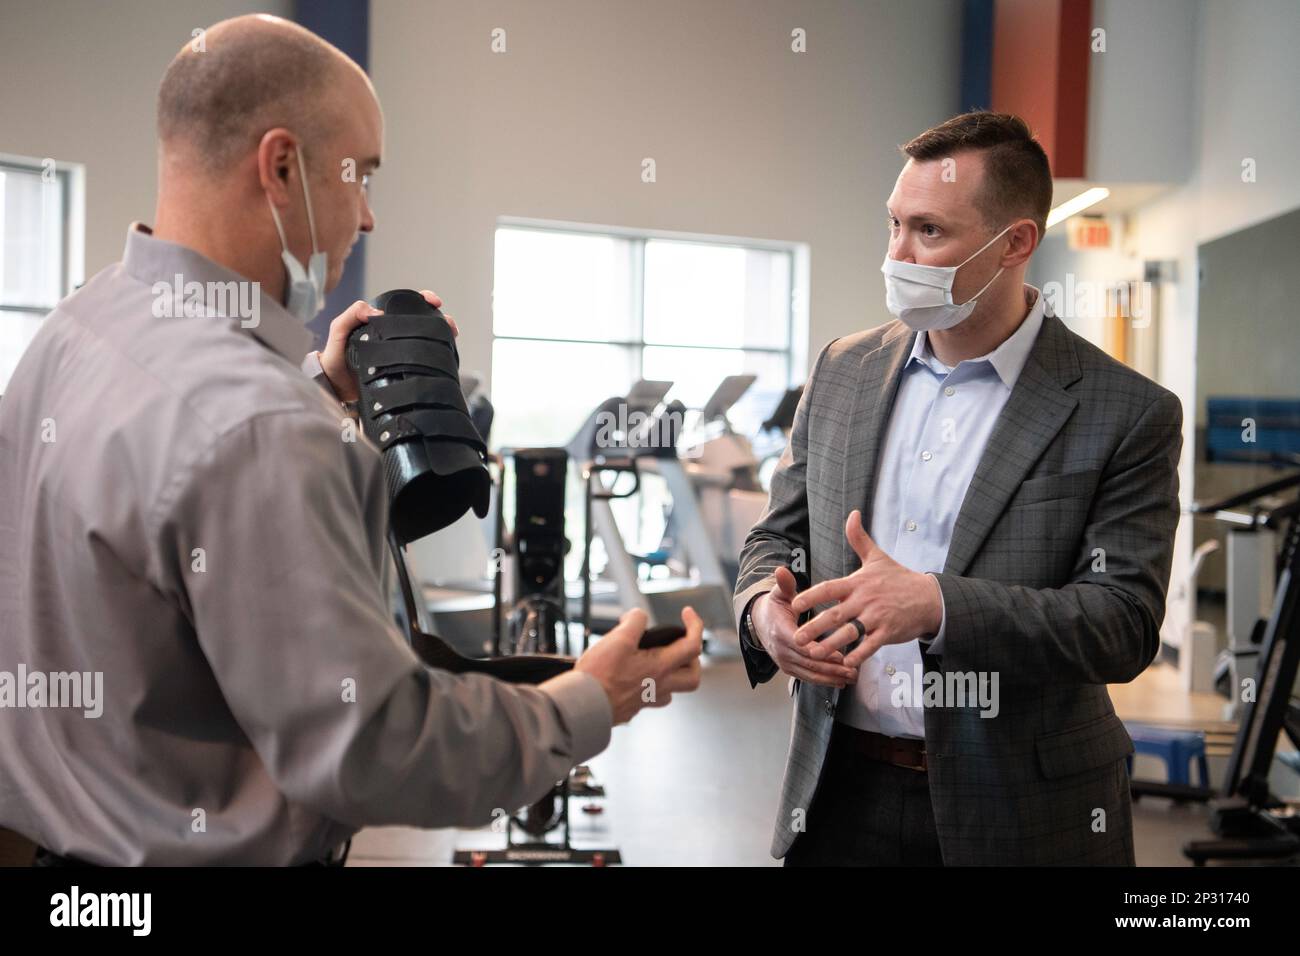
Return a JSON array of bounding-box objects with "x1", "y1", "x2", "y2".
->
[{"x1": 880, "y1": 222, "x2": 1015, "y2": 331}]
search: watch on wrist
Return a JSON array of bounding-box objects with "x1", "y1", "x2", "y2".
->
[{"x1": 743, "y1": 605, "x2": 764, "y2": 652}]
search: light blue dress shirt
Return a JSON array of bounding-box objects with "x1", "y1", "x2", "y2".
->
[{"x1": 835, "y1": 286, "x2": 1047, "y2": 739}]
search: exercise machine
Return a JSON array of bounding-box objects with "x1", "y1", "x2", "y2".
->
[
  {"x1": 754, "y1": 384, "x2": 804, "y2": 488},
  {"x1": 461, "y1": 445, "x2": 620, "y2": 863},
  {"x1": 569, "y1": 375, "x2": 807, "y2": 639},
  {"x1": 568, "y1": 379, "x2": 735, "y2": 635},
  {"x1": 492, "y1": 447, "x2": 569, "y2": 656},
  {"x1": 671, "y1": 374, "x2": 770, "y2": 586},
  {"x1": 1200, "y1": 464, "x2": 1300, "y2": 720},
  {"x1": 1131, "y1": 467, "x2": 1300, "y2": 864}
]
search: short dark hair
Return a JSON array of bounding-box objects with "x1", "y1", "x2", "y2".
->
[{"x1": 901, "y1": 111, "x2": 1052, "y2": 242}]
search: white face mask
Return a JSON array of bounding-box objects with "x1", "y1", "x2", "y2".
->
[
  {"x1": 266, "y1": 144, "x2": 328, "y2": 324},
  {"x1": 880, "y1": 222, "x2": 1015, "y2": 331}
]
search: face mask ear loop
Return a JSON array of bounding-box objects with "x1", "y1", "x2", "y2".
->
[
  {"x1": 958, "y1": 221, "x2": 1016, "y2": 269},
  {"x1": 967, "y1": 264, "x2": 1006, "y2": 303},
  {"x1": 954, "y1": 222, "x2": 1016, "y2": 304},
  {"x1": 294, "y1": 146, "x2": 322, "y2": 259},
  {"x1": 267, "y1": 196, "x2": 292, "y2": 252}
]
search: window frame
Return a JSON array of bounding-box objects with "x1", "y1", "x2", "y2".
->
[
  {"x1": 492, "y1": 216, "x2": 810, "y2": 395},
  {"x1": 0, "y1": 153, "x2": 85, "y2": 313}
]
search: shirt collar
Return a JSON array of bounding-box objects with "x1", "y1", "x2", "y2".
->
[
  {"x1": 908, "y1": 283, "x2": 1048, "y2": 388},
  {"x1": 121, "y1": 222, "x2": 313, "y2": 364}
]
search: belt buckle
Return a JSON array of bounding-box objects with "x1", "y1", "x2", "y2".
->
[{"x1": 891, "y1": 740, "x2": 927, "y2": 773}]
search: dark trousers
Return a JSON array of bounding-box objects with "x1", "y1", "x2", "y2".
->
[{"x1": 785, "y1": 725, "x2": 944, "y2": 867}]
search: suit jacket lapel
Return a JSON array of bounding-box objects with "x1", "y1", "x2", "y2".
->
[
  {"x1": 841, "y1": 323, "x2": 914, "y2": 576},
  {"x1": 942, "y1": 312, "x2": 1083, "y2": 577}
]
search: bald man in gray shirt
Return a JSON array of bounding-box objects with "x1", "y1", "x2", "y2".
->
[{"x1": 0, "y1": 16, "x2": 700, "y2": 865}]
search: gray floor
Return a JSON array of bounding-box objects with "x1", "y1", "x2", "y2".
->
[
  {"x1": 349, "y1": 643, "x2": 1293, "y2": 866},
  {"x1": 349, "y1": 642, "x2": 792, "y2": 866}
]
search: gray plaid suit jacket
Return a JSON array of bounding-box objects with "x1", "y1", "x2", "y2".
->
[{"x1": 735, "y1": 308, "x2": 1183, "y2": 864}]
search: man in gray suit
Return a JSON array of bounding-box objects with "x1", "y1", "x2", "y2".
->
[{"x1": 735, "y1": 111, "x2": 1182, "y2": 865}]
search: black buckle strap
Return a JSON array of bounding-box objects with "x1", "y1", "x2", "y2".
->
[
  {"x1": 365, "y1": 376, "x2": 468, "y2": 416},
  {"x1": 371, "y1": 409, "x2": 487, "y2": 452},
  {"x1": 361, "y1": 314, "x2": 455, "y2": 345},
  {"x1": 351, "y1": 339, "x2": 458, "y2": 382}
]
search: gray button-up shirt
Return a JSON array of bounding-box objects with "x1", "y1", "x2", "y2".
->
[{"x1": 0, "y1": 224, "x2": 611, "y2": 865}]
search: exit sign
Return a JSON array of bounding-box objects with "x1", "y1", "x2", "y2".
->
[{"x1": 1068, "y1": 216, "x2": 1111, "y2": 250}]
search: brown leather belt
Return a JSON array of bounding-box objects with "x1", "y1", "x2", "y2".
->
[{"x1": 832, "y1": 722, "x2": 927, "y2": 772}]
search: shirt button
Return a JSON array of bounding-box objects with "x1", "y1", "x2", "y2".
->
[
  {"x1": 905, "y1": 520, "x2": 917, "y2": 532},
  {"x1": 921, "y1": 450, "x2": 932, "y2": 461},
  {"x1": 885, "y1": 664, "x2": 896, "y2": 676},
  {"x1": 824, "y1": 698, "x2": 835, "y2": 715},
  {"x1": 944, "y1": 386, "x2": 955, "y2": 396}
]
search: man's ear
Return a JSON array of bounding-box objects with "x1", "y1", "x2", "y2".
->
[
  {"x1": 1003, "y1": 218, "x2": 1039, "y2": 267},
  {"x1": 257, "y1": 128, "x2": 297, "y2": 206}
]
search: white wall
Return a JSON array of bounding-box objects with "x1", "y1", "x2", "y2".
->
[
  {"x1": 1087, "y1": 0, "x2": 1300, "y2": 648},
  {"x1": 0, "y1": 0, "x2": 292, "y2": 282},
  {"x1": 366, "y1": 0, "x2": 962, "y2": 393},
  {"x1": 1086, "y1": 0, "x2": 1198, "y2": 184}
]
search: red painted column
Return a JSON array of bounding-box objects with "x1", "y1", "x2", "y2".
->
[{"x1": 990, "y1": 0, "x2": 1091, "y2": 177}]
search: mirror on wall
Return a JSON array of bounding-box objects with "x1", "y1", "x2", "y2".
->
[{"x1": 1192, "y1": 207, "x2": 1300, "y2": 640}]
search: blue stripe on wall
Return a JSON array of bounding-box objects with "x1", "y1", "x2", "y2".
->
[
  {"x1": 960, "y1": 0, "x2": 994, "y2": 112},
  {"x1": 294, "y1": 0, "x2": 370, "y2": 345}
]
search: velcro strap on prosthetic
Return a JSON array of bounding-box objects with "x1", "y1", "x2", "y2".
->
[
  {"x1": 365, "y1": 377, "x2": 468, "y2": 417},
  {"x1": 371, "y1": 409, "x2": 487, "y2": 454},
  {"x1": 359, "y1": 313, "x2": 457, "y2": 345},
  {"x1": 352, "y1": 339, "x2": 459, "y2": 384}
]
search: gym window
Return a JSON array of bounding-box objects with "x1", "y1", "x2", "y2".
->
[
  {"x1": 490, "y1": 219, "x2": 808, "y2": 452},
  {"x1": 0, "y1": 155, "x2": 83, "y2": 393}
]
